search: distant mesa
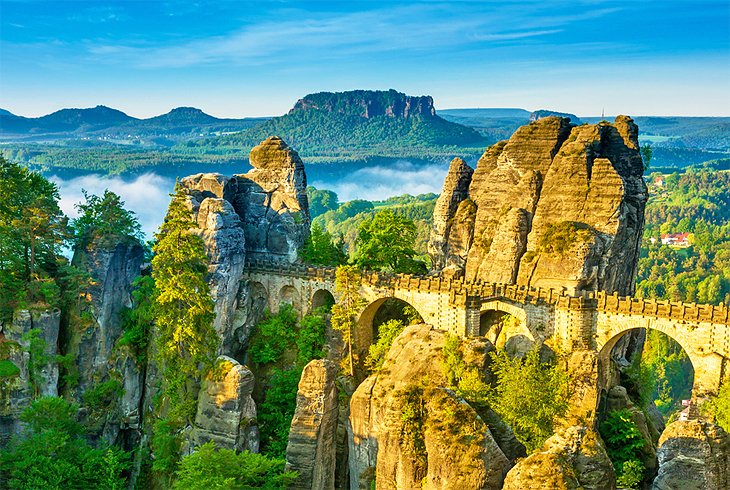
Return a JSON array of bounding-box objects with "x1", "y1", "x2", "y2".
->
[
  {"x1": 0, "y1": 108, "x2": 17, "y2": 118},
  {"x1": 530, "y1": 109, "x2": 582, "y2": 124},
  {"x1": 290, "y1": 89, "x2": 436, "y2": 119}
]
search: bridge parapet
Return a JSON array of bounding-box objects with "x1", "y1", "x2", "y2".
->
[{"x1": 586, "y1": 291, "x2": 730, "y2": 325}]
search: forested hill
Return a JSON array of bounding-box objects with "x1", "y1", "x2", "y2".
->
[{"x1": 190, "y1": 90, "x2": 488, "y2": 161}]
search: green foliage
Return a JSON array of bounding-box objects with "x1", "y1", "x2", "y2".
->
[
  {"x1": 538, "y1": 221, "x2": 595, "y2": 256},
  {"x1": 705, "y1": 381, "x2": 730, "y2": 432},
  {"x1": 641, "y1": 330, "x2": 693, "y2": 415},
  {"x1": 0, "y1": 360, "x2": 20, "y2": 378},
  {"x1": 306, "y1": 186, "x2": 339, "y2": 219},
  {"x1": 396, "y1": 384, "x2": 427, "y2": 474},
  {"x1": 0, "y1": 397, "x2": 129, "y2": 489},
  {"x1": 641, "y1": 143, "x2": 653, "y2": 171},
  {"x1": 299, "y1": 223, "x2": 347, "y2": 267},
  {"x1": 599, "y1": 409, "x2": 647, "y2": 485},
  {"x1": 249, "y1": 305, "x2": 298, "y2": 365},
  {"x1": 296, "y1": 309, "x2": 327, "y2": 366},
  {"x1": 72, "y1": 189, "x2": 142, "y2": 247},
  {"x1": 616, "y1": 460, "x2": 645, "y2": 490},
  {"x1": 487, "y1": 348, "x2": 569, "y2": 452},
  {"x1": 173, "y1": 441, "x2": 297, "y2": 489},
  {"x1": 331, "y1": 265, "x2": 366, "y2": 376},
  {"x1": 0, "y1": 157, "x2": 69, "y2": 318},
  {"x1": 151, "y1": 418, "x2": 182, "y2": 476},
  {"x1": 118, "y1": 275, "x2": 156, "y2": 363},
  {"x1": 354, "y1": 210, "x2": 426, "y2": 273},
  {"x1": 364, "y1": 319, "x2": 405, "y2": 373},
  {"x1": 441, "y1": 334, "x2": 490, "y2": 407},
  {"x1": 258, "y1": 367, "x2": 301, "y2": 458},
  {"x1": 21, "y1": 328, "x2": 50, "y2": 397},
  {"x1": 82, "y1": 379, "x2": 124, "y2": 411}
]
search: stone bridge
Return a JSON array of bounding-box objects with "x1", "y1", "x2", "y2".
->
[{"x1": 243, "y1": 259, "x2": 730, "y2": 399}]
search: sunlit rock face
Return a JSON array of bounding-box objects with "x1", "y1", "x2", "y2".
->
[
  {"x1": 190, "y1": 356, "x2": 258, "y2": 453},
  {"x1": 502, "y1": 425, "x2": 616, "y2": 490},
  {"x1": 652, "y1": 420, "x2": 730, "y2": 490},
  {"x1": 285, "y1": 359, "x2": 340, "y2": 490},
  {"x1": 348, "y1": 324, "x2": 511, "y2": 490},
  {"x1": 429, "y1": 116, "x2": 647, "y2": 296}
]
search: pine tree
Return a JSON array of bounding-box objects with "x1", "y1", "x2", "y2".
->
[
  {"x1": 151, "y1": 185, "x2": 218, "y2": 422},
  {"x1": 331, "y1": 265, "x2": 365, "y2": 377}
]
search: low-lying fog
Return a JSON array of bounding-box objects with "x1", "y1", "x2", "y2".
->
[{"x1": 50, "y1": 159, "x2": 451, "y2": 240}]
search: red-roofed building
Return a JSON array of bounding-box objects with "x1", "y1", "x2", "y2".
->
[{"x1": 661, "y1": 232, "x2": 691, "y2": 247}]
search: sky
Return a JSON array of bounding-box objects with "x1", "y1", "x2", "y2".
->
[{"x1": 1, "y1": 0, "x2": 729, "y2": 118}]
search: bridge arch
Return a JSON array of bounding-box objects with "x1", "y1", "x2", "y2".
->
[
  {"x1": 598, "y1": 326, "x2": 697, "y2": 401},
  {"x1": 355, "y1": 297, "x2": 425, "y2": 358},
  {"x1": 479, "y1": 299, "x2": 543, "y2": 357},
  {"x1": 278, "y1": 285, "x2": 301, "y2": 313},
  {"x1": 311, "y1": 288, "x2": 335, "y2": 313}
]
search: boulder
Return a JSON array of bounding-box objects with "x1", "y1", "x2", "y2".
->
[
  {"x1": 285, "y1": 359, "x2": 340, "y2": 490},
  {"x1": 190, "y1": 356, "x2": 258, "y2": 453},
  {"x1": 652, "y1": 420, "x2": 730, "y2": 490},
  {"x1": 348, "y1": 324, "x2": 511, "y2": 490},
  {"x1": 503, "y1": 425, "x2": 616, "y2": 490}
]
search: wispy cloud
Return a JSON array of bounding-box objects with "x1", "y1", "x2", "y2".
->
[{"x1": 84, "y1": 3, "x2": 616, "y2": 69}]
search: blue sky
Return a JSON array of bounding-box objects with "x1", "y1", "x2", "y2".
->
[{"x1": 1, "y1": 0, "x2": 728, "y2": 118}]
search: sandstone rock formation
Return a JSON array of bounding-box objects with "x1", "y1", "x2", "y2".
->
[
  {"x1": 291, "y1": 89, "x2": 437, "y2": 119},
  {"x1": 285, "y1": 359, "x2": 339, "y2": 490},
  {"x1": 428, "y1": 158, "x2": 474, "y2": 274},
  {"x1": 65, "y1": 235, "x2": 145, "y2": 443},
  {"x1": 502, "y1": 425, "x2": 616, "y2": 490},
  {"x1": 652, "y1": 420, "x2": 730, "y2": 490},
  {"x1": 429, "y1": 116, "x2": 647, "y2": 295},
  {"x1": 349, "y1": 324, "x2": 511, "y2": 490},
  {"x1": 178, "y1": 136, "x2": 310, "y2": 354},
  {"x1": 190, "y1": 356, "x2": 258, "y2": 453}
]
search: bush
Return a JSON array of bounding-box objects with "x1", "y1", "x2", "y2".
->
[
  {"x1": 0, "y1": 397, "x2": 129, "y2": 489},
  {"x1": 83, "y1": 379, "x2": 124, "y2": 410},
  {"x1": 365, "y1": 319, "x2": 405, "y2": 372},
  {"x1": 257, "y1": 367, "x2": 302, "y2": 458},
  {"x1": 173, "y1": 441, "x2": 297, "y2": 489},
  {"x1": 538, "y1": 221, "x2": 594, "y2": 256},
  {"x1": 296, "y1": 310, "x2": 327, "y2": 366},
  {"x1": 249, "y1": 305, "x2": 298, "y2": 365},
  {"x1": 616, "y1": 459, "x2": 645, "y2": 489},
  {"x1": 487, "y1": 348, "x2": 569, "y2": 452},
  {"x1": 0, "y1": 360, "x2": 20, "y2": 378},
  {"x1": 705, "y1": 381, "x2": 730, "y2": 432},
  {"x1": 598, "y1": 409, "x2": 647, "y2": 480}
]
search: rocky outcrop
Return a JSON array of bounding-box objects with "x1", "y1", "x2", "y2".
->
[
  {"x1": 65, "y1": 235, "x2": 145, "y2": 443},
  {"x1": 349, "y1": 324, "x2": 511, "y2": 490},
  {"x1": 503, "y1": 425, "x2": 616, "y2": 490},
  {"x1": 285, "y1": 359, "x2": 339, "y2": 490},
  {"x1": 178, "y1": 137, "x2": 310, "y2": 354},
  {"x1": 430, "y1": 116, "x2": 647, "y2": 295},
  {"x1": 652, "y1": 420, "x2": 730, "y2": 490},
  {"x1": 190, "y1": 356, "x2": 258, "y2": 453},
  {"x1": 428, "y1": 158, "x2": 474, "y2": 274}
]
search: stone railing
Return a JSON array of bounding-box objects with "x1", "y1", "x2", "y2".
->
[{"x1": 244, "y1": 259, "x2": 730, "y2": 325}]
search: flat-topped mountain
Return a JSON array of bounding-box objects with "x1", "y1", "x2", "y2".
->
[{"x1": 207, "y1": 89, "x2": 487, "y2": 160}]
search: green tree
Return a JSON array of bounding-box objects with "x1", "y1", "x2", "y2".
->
[
  {"x1": 72, "y1": 189, "x2": 142, "y2": 246},
  {"x1": 706, "y1": 381, "x2": 730, "y2": 432},
  {"x1": 598, "y1": 409, "x2": 647, "y2": 488},
  {"x1": 487, "y1": 348, "x2": 569, "y2": 452},
  {"x1": 331, "y1": 265, "x2": 365, "y2": 377},
  {"x1": 364, "y1": 319, "x2": 405, "y2": 373},
  {"x1": 173, "y1": 441, "x2": 297, "y2": 489},
  {"x1": 0, "y1": 397, "x2": 129, "y2": 489},
  {"x1": 299, "y1": 223, "x2": 347, "y2": 266},
  {"x1": 150, "y1": 185, "x2": 218, "y2": 477},
  {"x1": 353, "y1": 210, "x2": 426, "y2": 273},
  {"x1": 306, "y1": 186, "x2": 339, "y2": 219},
  {"x1": 641, "y1": 143, "x2": 653, "y2": 171}
]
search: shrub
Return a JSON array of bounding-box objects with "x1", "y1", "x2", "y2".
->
[
  {"x1": 365, "y1": 319, "x2": 405, "y2": 372},
  {"x1": 0, "y1": 360, "x2": 20, "y2": 379},
  {"x1": 487, "y1": 348, "x2": 569, "y2": 452},
  {"x1": 538, "y1": 221, "x2": 594, "y2": 256},
  {"x1": 173, "y1": 441, "x2": 297, "y2": 489},
  {"x1": 257, "y1": 367, "x2": 302, "y2": 458},
  {"x1": 249, "y1": 305, "x2": 298, "y2": 365},
  {"x1": 83, "y1": 379, "x2": 124, "y2": 410},
  {"x1": 616, "y1": 459, "x2": 645, "y2": 489},
  {"x1": 598, "y1": 409, "x2": 647, "y2": 476},
  {"x1": 705, "y1": 381, "x2": 730, "y2": 432},
  {"x1": 296, "y1": 310, "x2": 327, "y2": 366}
]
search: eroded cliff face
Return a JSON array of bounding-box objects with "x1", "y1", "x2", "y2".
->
[
  {"x1": 429, "y1": 116, "x2": 647, "y2": 295},
  {"x1": 348, "y1": 324, "x2": 511, "y2": 490},
  {"x1": 64, "y1": 235, "x2": 145, "y2": 444}
]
